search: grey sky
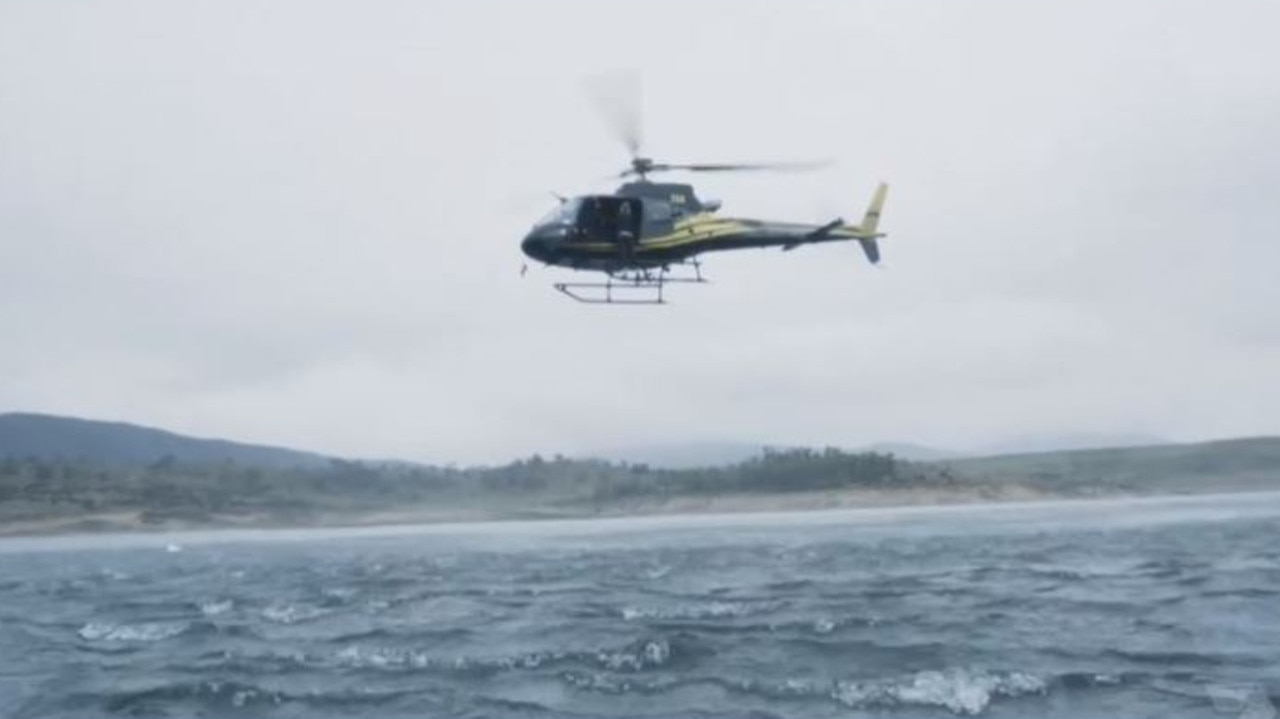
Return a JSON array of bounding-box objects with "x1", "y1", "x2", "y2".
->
[{"x1": 2, "y1": 1, "x2": 1278, "y2": 464}]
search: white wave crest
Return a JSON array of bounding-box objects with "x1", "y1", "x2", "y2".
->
[
  {"x1": 333, "y1": 637, "x2": 671, "y2": 674},
  {"x1": 261, "y1": 603, "x2": 328, "y2": 624},
  {"x1": 334, "y1": 644, "x2": 546, "y2": 672},
  {"x1": 644, "y1": 565, "x2": 673, "y2": 580},
  {"x1": 78, "y1": 621, "x2": 188, "y2": 642},
  {"x1": 200, "y1": 599, "x2": 234, "y2": 617},
  {"x1": 596, "y1": 639, "x2": 670, "y2": 671},
  {"x1": 336, "y1": 645, "x2": 427, "y2": 669},
  {"x1": 621, "y1": 601, "x2": 769, "y2": 621},
  {"x1": 833, "y1": 668, "x2": 1046, "y2": 716},
  {"x1": 322, "y1": 586, "x2": 358, "y2": 601}
]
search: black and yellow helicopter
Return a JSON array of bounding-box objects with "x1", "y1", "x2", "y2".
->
[{"x1": 520, "y1": 78, "x2": 890, "y2": 305}]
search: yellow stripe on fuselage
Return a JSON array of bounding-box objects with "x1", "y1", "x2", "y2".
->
[{"x1": 641, "y1": 214, "x2": 748, "y2": 251}]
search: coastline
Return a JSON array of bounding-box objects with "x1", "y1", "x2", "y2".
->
[
  {"x1": 0, "y1": 483, "x2": 1175, "y2": 540},
  {"x1": 5, "y1": 488, "x2": 1280, "y2": 557}
]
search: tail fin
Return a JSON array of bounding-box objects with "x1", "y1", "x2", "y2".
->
[
  {"x1": 860, "y1": 182, "x2": 888, "y2": 236},
  {"x1": 852, "y1": 182, "x2": 888, "y2": 264}
]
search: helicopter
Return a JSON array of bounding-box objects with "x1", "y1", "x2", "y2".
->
[{"x1": 519, "y1": 79, "x2": 890, "y2": 305}]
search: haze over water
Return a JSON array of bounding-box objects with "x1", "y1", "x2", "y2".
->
[{"x1": 2, "y1": 493, "x2": 1278, "y2": 718}]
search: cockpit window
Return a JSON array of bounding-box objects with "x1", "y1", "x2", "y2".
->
[{"x1": 535, "y1": 198, "x2": 581, "y2": 227}]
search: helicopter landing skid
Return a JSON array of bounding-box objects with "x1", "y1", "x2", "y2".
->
[{"x1": 553, "y1": 260, "x2": 708, "y2": 305}]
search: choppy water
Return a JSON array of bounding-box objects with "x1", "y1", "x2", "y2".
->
[{"x1": 2, "y1": 492, "x2": 1279, "y2": 718}]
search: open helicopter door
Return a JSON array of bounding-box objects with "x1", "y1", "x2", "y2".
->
[{"x1": 578, "y1": 196, "x2": 643, "y2": 247}]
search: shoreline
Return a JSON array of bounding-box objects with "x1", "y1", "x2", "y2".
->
[
  {"x1": 0, "y1": 484, "x2": 1058, "y2": 539},
  {"x1": 3, "y1": 484, "x2": 1275, "y2": 545},
  {"x1": 3, "y1": 488, "x2": 1280, "y2": 556}
]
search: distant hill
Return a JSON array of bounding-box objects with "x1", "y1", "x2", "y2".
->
[
  {"x1": 585, "y1": 441, "x2": 768, "y2": 469},
  {"x1": 973, "y1": 432, "x2": 1170, "y2": 456},
  {"x1": 857, "y1": 442, "x2": 966, "y2": 462},
  {"x1": 945, "y1": 436, "x2": 1280, "y2": 494},
  {"x1": 0, "y1": 413, "x2": 330, "y2": 469}
]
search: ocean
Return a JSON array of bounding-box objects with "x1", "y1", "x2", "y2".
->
[{"x1": 1, "y1": 492, "x2": 1278, "y2": 718}]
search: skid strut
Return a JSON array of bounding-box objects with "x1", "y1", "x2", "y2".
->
[{"x1": 553, "y1": 260, "x2": 708, "y2": 305}]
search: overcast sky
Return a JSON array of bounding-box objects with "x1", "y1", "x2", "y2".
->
[{"x1": 2, "y1": 1, "x2": 1278, "y2": 464}]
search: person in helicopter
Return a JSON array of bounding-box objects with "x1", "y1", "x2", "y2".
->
[{"x1": 616, "y1": 200, "x2": 636, "y2": 244}]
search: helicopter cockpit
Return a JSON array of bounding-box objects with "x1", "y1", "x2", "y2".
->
[
  {"x1": 522, "y1": 194, "x2": 646, "y2": 264},
  {"x1": 534, "y1": 198, "x2": 583, "y2": 227}
]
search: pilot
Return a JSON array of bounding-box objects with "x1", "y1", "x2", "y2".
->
[
  {"x1": 588, "y1": 198, "x2": 608, "y2": 236},
  {"x1": 617, "y1": 201, "x2": 635, "y2": 243}
]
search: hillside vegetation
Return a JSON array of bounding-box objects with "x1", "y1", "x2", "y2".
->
[
  {"x1": 946, "y1": 437, "x2": 1280, "y2": 494},
  {"x1": 2, "y1": 412, "x2": 1279, "y2": 535},
  {"x1": 0, "y1": 447, "x2": 959, "y2": 532}
]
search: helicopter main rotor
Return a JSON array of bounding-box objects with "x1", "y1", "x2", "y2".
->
[
  {"x1": 581, "y1": 70, "x2": 832, "y2": 182},
  {"x1": 618, "y1": 156, "x2": 832, "y2": 181}
]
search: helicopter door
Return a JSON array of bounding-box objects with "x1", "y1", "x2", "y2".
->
[{"x1": 580, "y1": 196, "x2": 643, "y2": 245}]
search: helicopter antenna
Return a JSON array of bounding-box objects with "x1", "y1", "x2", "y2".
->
[{"x1": 581, "y1": 70, "x2": 832, "y2": 182}]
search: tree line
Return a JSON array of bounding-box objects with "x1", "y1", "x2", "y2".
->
[{"x1": 0, "y1": 447, "x2": 961, "y2": 523}]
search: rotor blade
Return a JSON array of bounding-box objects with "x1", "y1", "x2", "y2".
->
[
  {"x1": 667, "y1": 160, "x2": 834, "y2": 173},
  {"x1": 616, "y1": 159, "x2": 832, "y2": 179},
  {"x1": 581, "y1": 69, "x2": 644, "y2": 158}
]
